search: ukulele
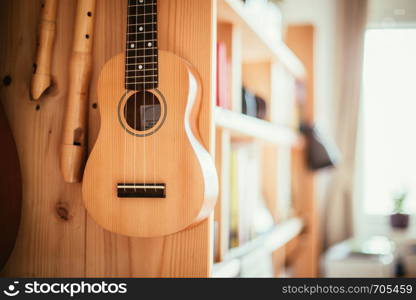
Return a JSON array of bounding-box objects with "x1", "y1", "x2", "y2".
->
[{"x1": 82, "y1": 0, "x2": 218, "y2": 237}]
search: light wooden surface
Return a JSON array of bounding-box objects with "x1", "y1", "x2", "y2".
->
[
  {"x1": 0, "y1": 0, "x2": 216, "y2": 277},
  {"x1": 61, "y1": 0, "x2": 97, "y2": 183},
  {"x1": 30, "y1": 0, "x2": 58, "y2": 100},
  {"x1": 286, "y1": 25, "x2": 319, "y2": 277},
  {"x1": 83, "y1": 51, "x2": 218, "y2": 237},
  {"x1": 262, "y1": 144, "x2": 279, "y2": 222}
]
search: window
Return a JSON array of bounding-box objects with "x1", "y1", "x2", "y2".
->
[{"x1": 357, "y1": 28, "x2": 416, "y2": 217}]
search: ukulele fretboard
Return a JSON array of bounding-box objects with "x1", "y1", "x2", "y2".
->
[{"x1": 125, "y1": 0, "x2": 158, "y2": 91}]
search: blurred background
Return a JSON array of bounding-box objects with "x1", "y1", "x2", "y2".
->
[{"x1": 213, "y1": 0, "x2": 416, "y2": 278}]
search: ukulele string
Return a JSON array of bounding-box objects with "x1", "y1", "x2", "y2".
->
[
  {"x1": 134, "y1": 0, "x2": 140, "y2": 192},
  {"x1": 142, "y1": 0, "x2": 147, "y2": 192},
  {"x1": 151, "y1": 0, "x2": 156, "y2": 190},
  {"x1": 124, "y1": 0, "x2": 133, "y2": 192}
]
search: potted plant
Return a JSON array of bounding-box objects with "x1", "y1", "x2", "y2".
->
[{"x1": 390, "y1": 191, "x2": 410, "y2": 230}]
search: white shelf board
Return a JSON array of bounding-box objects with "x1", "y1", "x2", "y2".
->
[
  {"x1": 212, "y1": 217, "x2": 304, "y2": 277},
  {"x1": 225, "y1": 217, "x2": 304, "y2": 261},
  {"x1": 217, "y1": 0, "x2": 305, "y2": 78},
  {"x1": 215, "y1": 107, "x2": 299, "y2": 146}
]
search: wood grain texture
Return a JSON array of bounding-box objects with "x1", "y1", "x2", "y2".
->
[
  {"x1": 30, "y1": 0, "x2": 58, "y2": 100},
  {"x1": 0, "y1": 0, "x2": 216, "y2": 277},
  {"x1": 0, "y1": 0, "x2": 86, "y2": 277},
  {"x1": 61, "y1": 0, "x2": 97, "y2": 183}
]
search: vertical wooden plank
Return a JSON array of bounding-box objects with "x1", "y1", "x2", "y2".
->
[
  {"x1": 261, "y1": 145, "x2": 279, "y2": 222},
  {"x1": 0, "y1": 0, "x2": 86, "y2": 277},
  {"x1": 272, "y1": 247, "x2": 286, "y2": 277},
  {"x1": 285, "y1": 25, "x2": 315, "y2": 124},
  {"x1": 286, "y1": 25, "x2": 318, "y2": 277},
  {"x1": 85, "y1": 0, "x2": 216, "y2": 277}
]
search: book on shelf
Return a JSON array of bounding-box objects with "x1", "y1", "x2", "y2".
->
[
  {"x1": 216, "y1": 42, "x2": 231, "y2": 109},
  {"x1": 242, "y1": 87, "x2": 267, "y2": 120},
  {"x1": 229, "y1": 143, "x2": 274, "y2": 249},
  {"x1": 229, "y1": 151, "x2": 239, "y2": 248}
]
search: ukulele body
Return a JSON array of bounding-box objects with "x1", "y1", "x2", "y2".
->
[{"x1": 82, "y1": 51, "x2": 218, "y2": 237}]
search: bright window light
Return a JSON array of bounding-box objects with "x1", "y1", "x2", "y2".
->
[{"x1": 361, "y1": 28, "x2": 416, "y2": 215}]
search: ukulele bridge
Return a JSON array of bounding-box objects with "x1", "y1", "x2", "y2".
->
[{"x1": 117, "y1": 183, "x2": 166, "y2": 198}]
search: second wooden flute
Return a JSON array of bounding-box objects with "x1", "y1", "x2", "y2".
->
[
  {"x1": 60, "y1": 0, "x2": 97, "y2": 183},
  {"x1": 31, "y1": 0, "x2": 59, "y2": 100}
]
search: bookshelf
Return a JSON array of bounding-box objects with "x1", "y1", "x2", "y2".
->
[
  {"x1": 217, "y1": 0, "x2": 305, "y2": 78},
  {"x1": 213, "y1": 218, "x2": 304, "y2": 277},
  {"x1": 213, "y1": 0, "x2": 318, "y2": 278}
]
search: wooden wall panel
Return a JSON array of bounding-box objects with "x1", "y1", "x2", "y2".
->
[
  {"x1": 0, "y1": 0, "x2": 85, "y2": 277},
  {"x1": 0, "y1": 0, "x2": 216, "y2": 278}
]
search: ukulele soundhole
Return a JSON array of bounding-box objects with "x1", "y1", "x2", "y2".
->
[{"x1": 123, "y1": 91, "x2": 162, "y2": 132}]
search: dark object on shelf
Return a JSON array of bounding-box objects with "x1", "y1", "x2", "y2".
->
[
  {"x1": 300, "y1": 123, "x2": 339, "y2": 170},
  {"x1": 242, "y1": 88, "x2": 257, "y2": 117},
  {"x1": 242, "y1": 88, "x2": 267, "y2": 120},
  {"x1": 0, "y1": 103, "x2": 22, "y2": 270},
  {"x1": 255, "y1": 95, "x2": 267, "y2": 119},
  {"x1": 390, "y1": 213, "x2": 410, "y2": 230},
  {"x1": 395, "y1": 258, "x2": 406, "y2": 277}
]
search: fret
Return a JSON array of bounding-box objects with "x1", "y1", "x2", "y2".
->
[
  {"x1": 129, "y1": 12, "x2": 156, "y2": 17},
  {"x1": 128, "y1": 4, "x2": 157, "y2": 14},
  {"x1": 126, "y1": 68, "x2": 157, "y2": 72},
  {"x1": 125, "y1": 83, "x2": 158, "y2": 91},
  {"x1": 127, "y1": 54, "x2": 158, "y2": 58},
  {"x1": 128, "y1": 0, "x2": 157, "y2": 5},
  {"x1": 127, "y1": 31, "x2": 156, "y2": 35},
  {"x1": 126, "y1": 61, "x2": 158, "y2": 66},
  {"x1": 125, "y1": 67, "x2": 158, "y2": 74},
  {"x1": 126, "y1": 75, "x2": 158, "y2": 79},
  {"x1": 125, "y1": 70, "x2": 158, "y2": 76},
  {"x1": 125, "y1": 64, "x2": 158, "y2": 75},
  {"x1": 126, "y1": 47, "x2": 157, "y2": 57},
  {"x1": 126, "y1": 56, "x2": 158, "y2": 64},
  {"x1": 126, "y1": 43, "x2": 157, "y2": 51},
  {"x1": 128, "y1": 22, "x2": 156, "y2": 27},
  {"x1": 126, "y1": 82, "x2": 158, "y2": 85},
  {"x1": 126, "y1": 25, "x2": 156, "y2": 36},
  {"x1": 127, "y1": 14, "x2": 156, "y2": 24},
  {"x1": 126, "y1": 81, "x2": 158, "y2": 86},
  {"x1": 129, "y1": 3, "x2": 157, "y2": 7},
  {"x1": 127, "y1": 39, "x2": 157, "y2": 44}
]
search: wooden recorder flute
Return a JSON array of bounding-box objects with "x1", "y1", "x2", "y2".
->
[
  {"x1": 60, "y1": 0, "x2": 97, "y2": 183},
  {"x1": 31, "y1": 0, "x2": 59, "y2": 100}
]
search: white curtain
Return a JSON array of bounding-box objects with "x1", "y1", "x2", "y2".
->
[{"x1": 323, "y1": 0, "x2": 368, "y2": 247}]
